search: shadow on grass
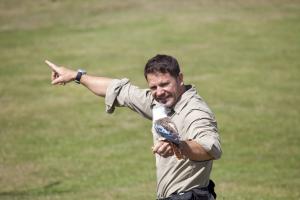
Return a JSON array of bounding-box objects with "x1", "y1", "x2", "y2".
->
[{"x1": 0, "y1": 181, "x2": 71, "y2": 197}]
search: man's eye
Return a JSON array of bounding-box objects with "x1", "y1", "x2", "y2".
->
[
  {"x1": 160, "y1": 83, "x2": 169, "y2": 87},
  {"x1": 150, "y1": 87, "x2": 156, "y2": 91}
]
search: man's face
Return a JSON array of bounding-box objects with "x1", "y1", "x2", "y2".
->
[{"x1": 147, "y1": 72, "x2": 184, "y2": 108}]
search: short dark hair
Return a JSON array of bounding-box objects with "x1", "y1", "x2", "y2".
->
[{"x1": 144, "y1": 54, "x2": 181, "y2": 79}]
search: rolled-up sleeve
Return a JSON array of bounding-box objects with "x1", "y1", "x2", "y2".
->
[
  {"x1": 105, "y1": 78, "x2": 153, "y2": 119},
  {"x1": 185, "y1": 109, "x2": 222, "y2": 160},
  {"x1": 105, "y1": 78, "x2": 130, "y2": 113}
]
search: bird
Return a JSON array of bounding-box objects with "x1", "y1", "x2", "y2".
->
[{"x1": 152, "y1": 104, "x2": 184, "y2": 159}]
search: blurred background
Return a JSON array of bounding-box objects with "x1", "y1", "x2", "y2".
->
[{"x1": 0, "y1": 0, "x2": 299, "y2": 199}]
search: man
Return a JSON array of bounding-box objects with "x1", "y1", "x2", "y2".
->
[{"x1": 45, "y1": 54, "x2": 222, "y2": 200}]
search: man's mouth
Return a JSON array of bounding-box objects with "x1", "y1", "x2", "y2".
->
[
  {"x1": 157, "y1": 96, "x2": 169, "y2": 104},
  {"x1": 158, "y1": 99, "x2": 167, "y2": 104}
]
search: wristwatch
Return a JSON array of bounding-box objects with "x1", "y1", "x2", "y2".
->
[{"x1": 75, "y1": 69, "x2": 87, "y2": 84}]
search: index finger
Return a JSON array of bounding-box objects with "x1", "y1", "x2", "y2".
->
[{"x1": 45, "y1": 60, "x2": 59, "y2": 71}]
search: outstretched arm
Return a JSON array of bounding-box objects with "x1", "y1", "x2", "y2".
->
[{"x1": 45, "y1": 60, "x2": 113, "y2": 97}]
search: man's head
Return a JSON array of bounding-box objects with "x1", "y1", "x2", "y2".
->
[
  {"x1": 144, "y1": 54, "x2": 180, "y2": 79},
  {"x1": 144, "y1": 54, "x2": 185, "y2": 108}
]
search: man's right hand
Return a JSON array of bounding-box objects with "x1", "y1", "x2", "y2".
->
[
  {"x1": 152, "y1": 140, "x2": 175, "y2": 158},
  {"x1": 45, "y1": 60, "x2": 77, "y2": 85}
]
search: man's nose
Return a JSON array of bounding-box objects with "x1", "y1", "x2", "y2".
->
[{"x1": 156, "y1": 87, "x2": 165, "y2": 97}]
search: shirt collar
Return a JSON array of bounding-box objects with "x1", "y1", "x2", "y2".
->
[{"x1": 173, "y1": 85, "x2": 196, "y2": 114}]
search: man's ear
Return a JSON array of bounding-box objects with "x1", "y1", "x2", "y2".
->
[{"x1": 178, "y1": 73, "x2": 184, "y2": 86}]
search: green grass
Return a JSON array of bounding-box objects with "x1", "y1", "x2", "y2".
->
[{"x1": 1, "y1": 0, "x2": 300, "y2": 199}]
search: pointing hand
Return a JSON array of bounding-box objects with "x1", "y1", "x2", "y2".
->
[{"x1": 45, "y1": 60, "x2": 77, "y2": 85}]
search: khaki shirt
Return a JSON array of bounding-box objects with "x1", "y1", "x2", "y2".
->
[{"x1": 105, "y1": 78, "x2": 222, "y2": 198}]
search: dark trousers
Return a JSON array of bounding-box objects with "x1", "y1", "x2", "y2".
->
[{"x1": 158, "y1": 180, "x2": 216, "y2": 200}]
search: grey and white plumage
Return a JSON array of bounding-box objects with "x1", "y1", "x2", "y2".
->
[
  {"x1": 152, "y1": 105, "x2": 184, "y2": 159},
  {"x1": 154, "y1": 118, "x2": 180, "y2": 145}
]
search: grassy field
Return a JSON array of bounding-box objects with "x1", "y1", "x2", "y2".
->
[{"x1": 0, "y1": 0, "x2": 300, "y2": 199}]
